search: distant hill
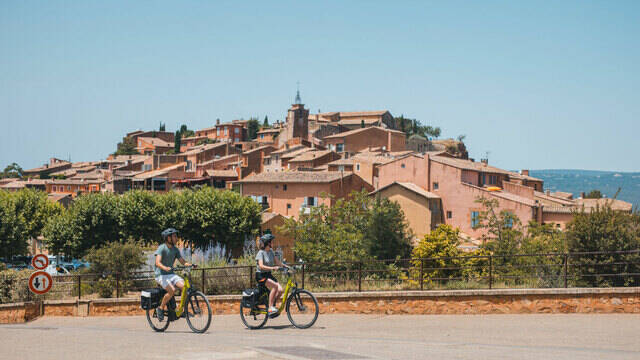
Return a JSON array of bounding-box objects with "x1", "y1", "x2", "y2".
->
[{"x1": 530, "y1": 170, "x2": 640, "y2": 209}]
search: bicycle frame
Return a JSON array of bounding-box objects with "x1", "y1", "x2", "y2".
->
[
  {"x1": 174, "y1": 276, "x2": 191, "y2": 318},
  {"x1": 256, "y1": 272, "x2": 296, "y2": 315}
]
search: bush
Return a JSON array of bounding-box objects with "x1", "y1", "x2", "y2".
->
[{"x1": 0, "y1": 269, "x2": 33, "y2": 304}]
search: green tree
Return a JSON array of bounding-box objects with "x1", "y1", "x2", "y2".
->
[
  {"x1": 474, "y1": 197, "x2": 523, "y2": 254},
  {"x1": 174, "y1": 130, "x2": 182, "y2": 153},
  {"x1": 263, "y1": 115, "x2": 269, "y2": 128},
  {"x1": 14, "y1": 189, "x2": 62, "y2": 242},
  {"x1": 117, "y1": 190, "x2": 163, "y2": 244},
  {"x1": 113, "y1": 136, "x2": 138, "y2": 156},
  {"x1": 409, "y1": 225, "x2": 488, "y2": 285},
  {"x1": 0, "y1": 191, "x2": 28, "y2": 258},
  {"x1": 159, "y1": 122, "x2": 165, "y2": 131},
  {"x1": 585, "y1": 190, "x2": 603, "y2": 199},
  {"x1": 247, "y1": 118, "x2": 260, "y2": 140},
  {"x1": 565, "y1": 204, "x2": 640, "y2": 287},
  {"x1": 1, "y1": 163, "x2": 23, "y2": 179},
  {"x1": 361, "y1": 119, "x2": 365, "y2": 128},
  {"x1": 84, "y1": 240, "x2": 146, "y2": 277},
  {"x1": 365, "y1": 196, "x2": 412, "y2": 260}
]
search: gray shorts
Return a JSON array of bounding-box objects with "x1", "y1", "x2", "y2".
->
[{"x1": 155, "y1": 274, "x2": 183, "y2": 289}]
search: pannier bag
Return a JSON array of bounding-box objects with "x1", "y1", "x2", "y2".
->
[
  {"x1": 242, "y1": 288, "x2": 260, "y2": 308},
  {"x1": 141, "y1": 288, "x2": 166, "y2": 310}
]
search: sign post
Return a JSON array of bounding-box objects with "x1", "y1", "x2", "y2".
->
[{"x1": 29, "y1": 271, "x2": 53, "y2": 295}]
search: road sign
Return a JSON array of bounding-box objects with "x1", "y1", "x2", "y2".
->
[
  {"x1": 31, "y1": 254, "x2": 49, "y2": 270},
  {"x1": 29, "y1": 271, "x2": 53, "y2": 295}
]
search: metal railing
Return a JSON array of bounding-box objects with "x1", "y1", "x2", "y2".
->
[{"x1": 2, "y1": 250, "x2": 640, "y2": 303}]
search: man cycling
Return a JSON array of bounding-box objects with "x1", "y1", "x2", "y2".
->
[{"x1": 154, "y1": 228, "x2": 194, "y2": 321}]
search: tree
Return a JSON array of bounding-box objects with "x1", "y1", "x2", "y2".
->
[
  {"x1": 0, "y1": 191, "x2": 28, "y2": 259},
  {"x1": 565, "y1": 204, "x2": 640, "y2": 287},
  {"x1": 117, "y1": 190, "x2": 164, "y2": 244},
  {"x1": 474, "y1": 196, "x2": 523, "y2": 254},
  {"x1": 585, "y1": 190, "x2": 603, "y2": 199},
  {"x1": 84, "y1": 240, "x2": 146, "y2": 277},
  {"x1": 247, "y1": 118, "x2": 260, "y2": 140},
  {"x1": 159, "y1": 122, "x2": 166, "y2": 131},
  {"x1": 179, "y1": 124, "x2": 195, "y2": 138},
  {"x1": 364, "y1": 196, "x2": 412, "y2": 260},
  {"x1": 409, "y1": 225, "x2": 488, "y2": 285},
  {"x1": 113, "y1": 136, "x2": 138, "y2": 156},
  {"x1": 1, "y1": 163, "x2": 23, "y2": 179},
  {"x1": 361, "y1": 119, "x2": 365, "y2": 128},
  {"x1": 263, "y1": 116, "x2": 269, "y2": 128},
  {"x1": 174, "y1": 130, "x2": 182, "y2": 154}
]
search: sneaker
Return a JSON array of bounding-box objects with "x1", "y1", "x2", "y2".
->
[
  {"x1": 268, "y1": 306, "x2": 278, "y2": 315},
  {"x1": 157, "y1": 308, "x2": 165, "y2": 322}
]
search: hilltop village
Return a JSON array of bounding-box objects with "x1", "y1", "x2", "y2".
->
[{"x1": 2, "y1": 95, "x2": 632, "y2": 250}]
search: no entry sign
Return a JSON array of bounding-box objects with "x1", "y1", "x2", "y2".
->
[
  {"x1": 31, "y1": 254, "x2": 49, "y2": 270},
  {"x1": 29, "y1": 271, "x2": 53, "y2": 295}
]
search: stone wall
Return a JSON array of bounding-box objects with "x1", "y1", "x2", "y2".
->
[{"x1": 1, "y1": 288, "x2": 639, "y2": 323}]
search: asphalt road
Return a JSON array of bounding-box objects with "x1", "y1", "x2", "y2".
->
[{"x1": 2, "y1": 314, "x2": 639, "y2": 360}]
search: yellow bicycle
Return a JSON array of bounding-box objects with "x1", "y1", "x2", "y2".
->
[
  {"x1": 143, "y1": 266, "x2": 212, "y2": 333},
  {"x1": 240, "y1": 267, "x2": 319, "y2": 329}
]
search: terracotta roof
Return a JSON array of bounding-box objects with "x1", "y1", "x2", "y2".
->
[
  {"x1": 138, "y1": 137, "x2": 173, "y2": 147},
  {"x1": 280, "y1": 147, "x2": 313, "y2": 160},
  {"x1": 338, "y1": 118, "x2": 381, "y2": 126},
  {"x1": 261, "y1": 212, "x2": 282, "y2": 224},
  {"x1": 431, "y1": 156, "x2": 513, "y2": 175},
  {"x1": 243, "y1": 145, "x2": 276, "y2": 155},
  {"x1": 328, "y1": 158, "x2": 355, "y2": 166},
  {"x1": 576, "y1": 198, "x2": 633, "y2": 212},
  {"x1": 236, "y1": 171, "x2": 352, "y2": 184},
  {"x1": 48, "y1": 179, "x2": 104, "y2": 185},
  {"x1": 24, "y1": 179, "x2": 51, "y2": 185},
  {"x1": 338, "y1": 111, "x2": 389, "y2": 117},
  {"x1": 534, "y1": 191, "x2": 575, "y2": 206},
  {"x1": 0, "y1": 178, "x2": 19, "y2": 186},
  {"x1": 371, "y1": 182, "x2": 440, "y2": 199},
  {"x1": 181, "y1": 136, "x2": 208, "y2": 142},
  {"x1": 198, "y1": 154, "x2": 240, "y2": 166},
  {"x1": 257, "y1": 128, "x2": 282, "y2": 134},
  {"x1": 133, "y1": 163, "x2": 186, "y2": 180},
  {"x1": 0, "y1": 180, "x2": 26, "y2": 189},
  {"x1": 50, "y1": 168, "x2": 77, "y2": 177},
  {"x1": 71, "y1": 170, "x2": 106, "y2": 180},
  {"x1": 271, "y1": 145, "x2": 307, "y2": 155},
  {"x1": 323, "y1": 126, "x2": 404, "y2": 140},
  {"x1": 551, "y1": 191, "x2": 574, "y2": 200},
  {"x1": 205, "y1": 169, "x2": 238, "y2": 178},
  {"x1": 107, "y1": 155, "x2": 148, "y2": 162},
  {"x1": 71, "y1": 161, "x2": 100, "y2": 168},
  {"x1": 543, "y1": 206, "x2": 575, "y2": 214},
  {"x1": 48, "y1": 193, "x2": 72, "y2": 202},
  {"x1": 288, "y1": 150, "x2": 334, "y2": 163},
  {"x1": 182, "y1": 143, "x2": 226, "y2": 156},
  {"x1": 462, "y1": 183, "x2": 538, "y2": 207},
  {"x1": 23, "y1": 161, "x2": 71, "y2": 174}
]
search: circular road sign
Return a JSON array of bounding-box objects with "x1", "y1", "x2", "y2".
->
[
  {"x1": 29, "y1": 271, "x2": 53, "y2": 295},
  {"x1": 31, "y1": 254, "x2": 49, "y2": 270}
]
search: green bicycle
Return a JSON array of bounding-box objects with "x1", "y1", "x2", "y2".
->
[
  {"x1": 240, "y1": 266, "x2": 319, "y2": 330},
  {"x1": 142, "y1": 266, "x2": 212, "y2": 333}
]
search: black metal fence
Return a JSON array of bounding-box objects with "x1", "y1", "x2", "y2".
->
[{"x1": 2, "y1": 250, "x2": 640, "y2": 303}]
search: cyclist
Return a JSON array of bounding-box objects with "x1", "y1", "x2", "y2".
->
[
  {"x1": 255, "y1": 233, "x2": 287, "y2": 316},
  {"x1": 154, "y1": 228, "x2": 195, "y2": 321}
]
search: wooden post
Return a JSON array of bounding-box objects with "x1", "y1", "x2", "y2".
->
[
  {"x1": 78, "y1": 274, "x2": 82, "y2": 300},
  {"x1": 301, "y1": 263, "x2": 305, "y2": 289},
  {"x1": 564, "y1": 254, "x2": 568, "y2": 288},
  {"x1": 248, "y1": 266, "x2": 253, "y2": 288},
  {"x1": 358, "y1": 262, "x2": 362, "y2": 292},
  {"x1": 116, "y1": 272, "x2": 120, "y2": 298},
  {"x1": 201, "y1": 268, "x2": 206, "y2": 294}
]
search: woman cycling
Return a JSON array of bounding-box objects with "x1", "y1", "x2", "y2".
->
[{"x1": 255, "y1": 233, "x2": 287, "y2": 315}]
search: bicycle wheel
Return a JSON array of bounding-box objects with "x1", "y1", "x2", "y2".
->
[
  {"x1": 286, "y1": 289, "x2": 319, "y2": 329},
  {"x1": 146, "y1": 307, "x2": 170, "y2": 332},
  {"x1": 240, "y1": 296, "x2": 268, "y2": 330},
  {"x1": 185, "y1": 291, "x2": 212, "y2": 333}
]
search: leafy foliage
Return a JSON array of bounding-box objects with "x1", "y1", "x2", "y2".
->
[
  {"x1": 394, "y1": 115, "x2": 441, "y2": 139},
  {"x1": 585, "y1": 189, "x2": 603, "y2": 199},
  {"x1": 247, "y1": 118, "x2": 260, "y2": 140},
  {"x1": 84, "y1": 240, "x2": 146, "y2": 277},
  {"x1": 113, "y1": 136, "x2": 138, "y2": 156},
  {"x1": 1, "y1": 163, "x2": 23, "y2": 179}
]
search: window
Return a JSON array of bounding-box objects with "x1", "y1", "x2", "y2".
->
[
  {"x1": 260, "y1": 134, "x2": 264, "y2": 139},
  {"x1": 401, "y1": 163, "x2": 406, "y2": 169},
  {"x1": 356, "y1": 163, "x2": 360, "y2": 171},
  {"x1": 217, "y1": 128, "x2": 220, "y2": 136},
  {"x1": 481, "y1": 174, "x2": 486, "y2": 185},
  {"x1": 336, "y1": 143, "x2": 344, "y2": 152},
  {"x1": 235, "y1": 138, "x2": 240, "y2": 143},
  {"x1": 338, "y1": 165, "x2": 345, "y2": 172},
  {"x1": 67, "y1": 186, "x2": 71, "y2": 191},
  {"x1": 433, "y1": 182, "x2": 439, "y2": 190},
  {"x1": 447, "y1": 211, "x2": 452, "y2": 219},
  {"x1": 283, "y1": 184, "x2": 287, "y2": 191},
  {"x1": 287, "y1": 203, "x2": 291, "y2": 209},
  {"x1": 304, "y1": 197, "x2": 318, "y2": 207},
  {"x1": 235, "y1": 128, "x2": 239, "y2": 134},
  {"x1": 471, "y1": 211, "x2": 480, "y2": 228},
  {"x1": 52, "y1": 185, "x2": 57, "y2": 192},
  {"x1": 505, "y1": 212, "x2": 514, "y2": 228},
  {"x1": 224, "y1": 127, "x2": 228, "y2": 135}
]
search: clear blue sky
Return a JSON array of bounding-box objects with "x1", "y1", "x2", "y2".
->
[{"x1": 1, "y1": 1, "x2": 639, "y2": 172}]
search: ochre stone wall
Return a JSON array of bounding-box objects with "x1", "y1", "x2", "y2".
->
[{"x1": 2, "y1": 289, "x2": 640, "y2": 323}]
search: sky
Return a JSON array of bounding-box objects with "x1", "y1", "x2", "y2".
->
[{"x1": 1, "y1": 1, "x2": 639, "y2": 172}]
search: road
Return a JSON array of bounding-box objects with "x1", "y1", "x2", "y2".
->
[{"x1": 1, "y1": 314, "x2": 639, "y2": 360}]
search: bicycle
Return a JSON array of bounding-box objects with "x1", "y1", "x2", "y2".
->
[
  {"x1": 145, "y1": 265, "x2": 212, "y2": 333},
  {"x1": 240, "y1": 266, "x2": 319, "y2": 330}
]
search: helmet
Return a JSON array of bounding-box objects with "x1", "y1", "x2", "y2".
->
[
  {"x1": 259, "y1": 233, "x2": 275, "y2": 248},
  {"x1": 161, "y1": 228, "x2": 179, "y2": 240}
]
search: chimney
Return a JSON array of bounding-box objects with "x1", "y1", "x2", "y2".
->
[
  {"x1": 481, "y1": 159, "x2": 488, "y2": 165},
  {"x1": 521, "y1": 169, "x2": 530, "y2": 176},
  {"x1": 216, "y1": 119, "x2": 220, "y2": 125},
  {"x1": 546, "y1": 190, "x2": 550, "y2": 196}
]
